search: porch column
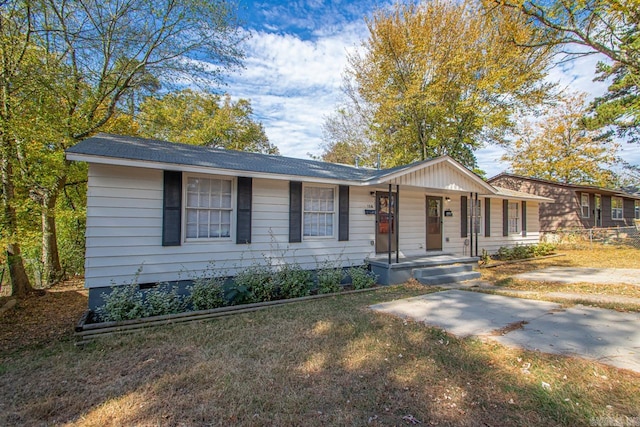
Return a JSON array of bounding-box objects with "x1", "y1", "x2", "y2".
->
[
  {"x1": 474, "y1": 192, "x2": 479, "y2": 257},
  {"x1": 469, "y1": 192, "x2": 474, "y2": 257},
  {"x1": 396, "y1": 184, "x2": 400, "y2": 263},
  {"x1": 388, "y1": 184, "x2": 392, "y2": 265}
]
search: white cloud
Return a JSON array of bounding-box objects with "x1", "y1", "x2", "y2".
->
[{"x1": 228, "y1": 23, "x2": 365, "y2": 158}]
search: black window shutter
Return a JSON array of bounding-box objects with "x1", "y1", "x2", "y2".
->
[
  {"x1": 460, "y1": 196, "x2": 468, "y2": 238},
  {"x1": 484, "y1": 198, "x2": 491, "y2": 237},
  {"x1": 503, "y1": 199, "x2": 509, "y2": 236},
  {"x1": 236, "y1": 177, "x2": 252, "y2": 244},
  {"x1": 162, "y1": 171, "x2": 182, "y2": 246},
  {"x1": 522, "y1": 201, "x2": 527, "y2": 237},
  {"x1": 338, "y1": 185, "x2": 349, "y2": 241},
  {"x1": 289, "y1": 181, "x2": 302, "y2": 243}
]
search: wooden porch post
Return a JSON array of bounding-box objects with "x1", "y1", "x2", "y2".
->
[
  {"x1": 396, "y1": 184, "x2": 400, "y2": 264},
  {"x1": 474, "y1": 192, "x2": 479, "y2": 257},
  {"x1": 469, "y1": 192, "x2": 473, "y2": 257},
  {"x1": 388, "y1": 184, "x2": 392, "y2": 265}
]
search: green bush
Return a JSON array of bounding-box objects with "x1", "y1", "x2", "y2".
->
[
  {"x1": 188, "y1": 276, "x2": 226, "y2": 311},
  {"x1": 96, "y1": 283, "x2": 145, "y2": 322},
  {"x1": 316, "y1": 265, "x2": 345, "y2": 294},
  {"x1": 495, "y1": 243, "x2": 556, "y2": 261},
  {"x1": 273, "y1": 263, "x2": 312, "y2": 298},
  {"x1": 532, "y1": 242, "x2": 556, "y2": 257},
  {"x1": 229, "y1": 264, "x2": 275, "y2": 304},
  {"x1": 143, "y1": 283, "x2": 187, "y2": 317},
  {"x1": 348, "y1": 265, "x2": 377, "y2": 290}
]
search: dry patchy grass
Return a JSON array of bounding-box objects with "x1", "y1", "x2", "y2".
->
[
  {"x1": 479, "y1": 246, "x2": 640, "y2": 310},
  {"x1": 1, "y1": 283, "x2": 639, "y2": 426}
]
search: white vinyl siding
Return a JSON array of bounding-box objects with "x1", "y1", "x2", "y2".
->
[
  {"x1": 84, "y1": 164, "x2": 378, "y2": 288},
  {"x1": 83, "y1": 162, "x2": 545, "y2": 289},
  {"x1": 303, "y1": 186, "x2": 335, "y2": 238},
  {"x1": 508, "y1": 202, "x2": 520, "y2": 234},
  {"x1": 612, "y1": 197, "x2": 623, "y2": 220},
  {"x1": 581, "y1": 193, "x2": 590, "y2": 218},
  {"x1": 185, "y1": 176, "x2": 232, "y2": 239}
]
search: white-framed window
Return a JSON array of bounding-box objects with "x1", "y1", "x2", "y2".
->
[
  {"x1": 581, "y1": 193, "x2": 590, "y2": 218},
  {"x1": 303, "y1": 186, "x2": 335, "y2": 237},
  {"x1": 635, "y1": 200, "x2": 640, "y2": 220},
  {"x1": 508, "y1": 202, "x2": 520, "y2": 234},
  {"x1": 469, "y1": 199, "x2": 482, "y2": 235},
  {"x1": 185, "y1": 176, "x2": 233, "y2": 239},
  {"x1": 611, "y1": 197, "x2": 623, "y2": 221}
]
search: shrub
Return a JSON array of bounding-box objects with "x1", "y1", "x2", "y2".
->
[
  {"x1": 532, "y1": 242, "x2": 556, "y2": 257},
  {"x1": 188, "y1": 276, "x2": 226, "y2": 311},
  {"x1": 143, "y1": 283, "x2": 187, "y2": 317},
  {"x1": 95, "y1": 283, "x2": 145, "y2": 322},
  {"x1": 349, "y1": 265, "x2": 377, "y2": 290},
  {"x1": 273, "y1": 263, "x2": 312, "y2": 298},
  {"x1": 495, "y1": 243, "x2": 556, "y2": 261},
  {"x1": 316, "y1": 265, "x2": 345, "y2": 294},
  {"x1": 230, "y1": 264, "x2": 275, "y2": 304}
]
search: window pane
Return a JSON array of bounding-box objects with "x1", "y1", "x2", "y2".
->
[{"x1": 303, "y1": 186, "x2": 335, "y2": 237}]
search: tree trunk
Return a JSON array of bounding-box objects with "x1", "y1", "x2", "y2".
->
[
  {"x1": 6, "y1": 242, "x2": 32, "y2": 297},
  {"x1": 42, "y1": 192, "x2": 63, "y2": 285},
  {"x1": 40, "y1": 165, "x2": 68, "y2": 286},
  {"x1": 1, "y1": 155, "x2": 33, "y2": 297}
]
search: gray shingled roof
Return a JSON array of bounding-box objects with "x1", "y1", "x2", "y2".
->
[{"x1": 67, "y1": 133, "x2": 420, "y2": 182}]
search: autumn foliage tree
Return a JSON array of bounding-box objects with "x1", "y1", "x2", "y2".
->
[
  {"x1": 502, "y1": 92, "x2": 620, "y2": 186},
  {"x1": 323, "y1": 0, "x2": 554, "y2": 169}
]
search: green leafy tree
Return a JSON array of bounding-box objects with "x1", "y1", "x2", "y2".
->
[
  {"x1": 330, "y1": 0, "x2": 554, "y2": 169},
  {"x1": 137, "y1": 90, "x2": 279, "y2": 154},
  {"x1": 0, "y1": 0, "x2": 244, "y2": 292},
  {"x1": 502, "y1": 92, "x2": 620, "y2": 186},
  {"x1": 491, "y1": 0, "x2": 640, "y2": 142}
]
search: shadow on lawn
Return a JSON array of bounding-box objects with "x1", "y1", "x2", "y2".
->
[{"x1": 1, "y1": 287, "x2": 637, "y2": 426}]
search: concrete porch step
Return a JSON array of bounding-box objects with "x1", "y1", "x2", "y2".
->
[
  {"x1": 412, "y1": 263, "x2": 475, "y2": 278},
  {"x1": 415, "y1": 270, "x2": 481, "y2": 286}
]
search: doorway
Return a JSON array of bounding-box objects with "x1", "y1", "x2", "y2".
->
[
  {"x1": 595, "y1": 194, "x2": 602, "y2": 227},
  {"x1": 426, "y1": 196, "x2": 443, "y2": 251},
  {"x1": 375, "y1": 192, "x2": 397, "y2": 253}
]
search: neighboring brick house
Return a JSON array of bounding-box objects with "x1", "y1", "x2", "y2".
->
[{"x1": 488, "y1": 173, "x2": 640, "y2": 232}]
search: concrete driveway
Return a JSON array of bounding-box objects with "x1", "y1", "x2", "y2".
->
[
  {"x1": 370, "y1": 290, "x2": 640, "y2": 373},
  {"x1": 514, "y1": 267, "x2": 640, "y2": 286}
]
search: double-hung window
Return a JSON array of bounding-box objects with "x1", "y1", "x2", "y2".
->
[
  {"x1": 303, "y1": 186, "x2": 335, "y2": 237},
  {"x1": 185, "y1": 177, "x2": 232, "y2": 239},
  {"x1": 635, "y1": 200, "x2": 640, "y2": 220},
  {"x1": 581, "y1": 193, "x2": 590, "y2": 218},
  {"x1": 508, "y1": 202, "x2": 520, "y2": 234},
  {"x1": 611, "y1": 197, "x2": 623, "y2": 221}
]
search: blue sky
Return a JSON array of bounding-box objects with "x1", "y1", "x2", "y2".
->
[{"x1": 228, "y1": 0, "x2": 638, "y2": 177}]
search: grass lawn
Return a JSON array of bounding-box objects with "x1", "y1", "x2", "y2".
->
[{"x1": 1, "y1": 246, "x2": 639, "y2": 426}]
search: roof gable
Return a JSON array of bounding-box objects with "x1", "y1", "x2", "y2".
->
[{"x1": 375, "y1": 156, "x2": 496, "y2": 194}]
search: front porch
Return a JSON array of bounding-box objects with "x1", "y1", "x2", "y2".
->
[{"x1": 367, "y1": 253, "x2": 480, "y2": 286}]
